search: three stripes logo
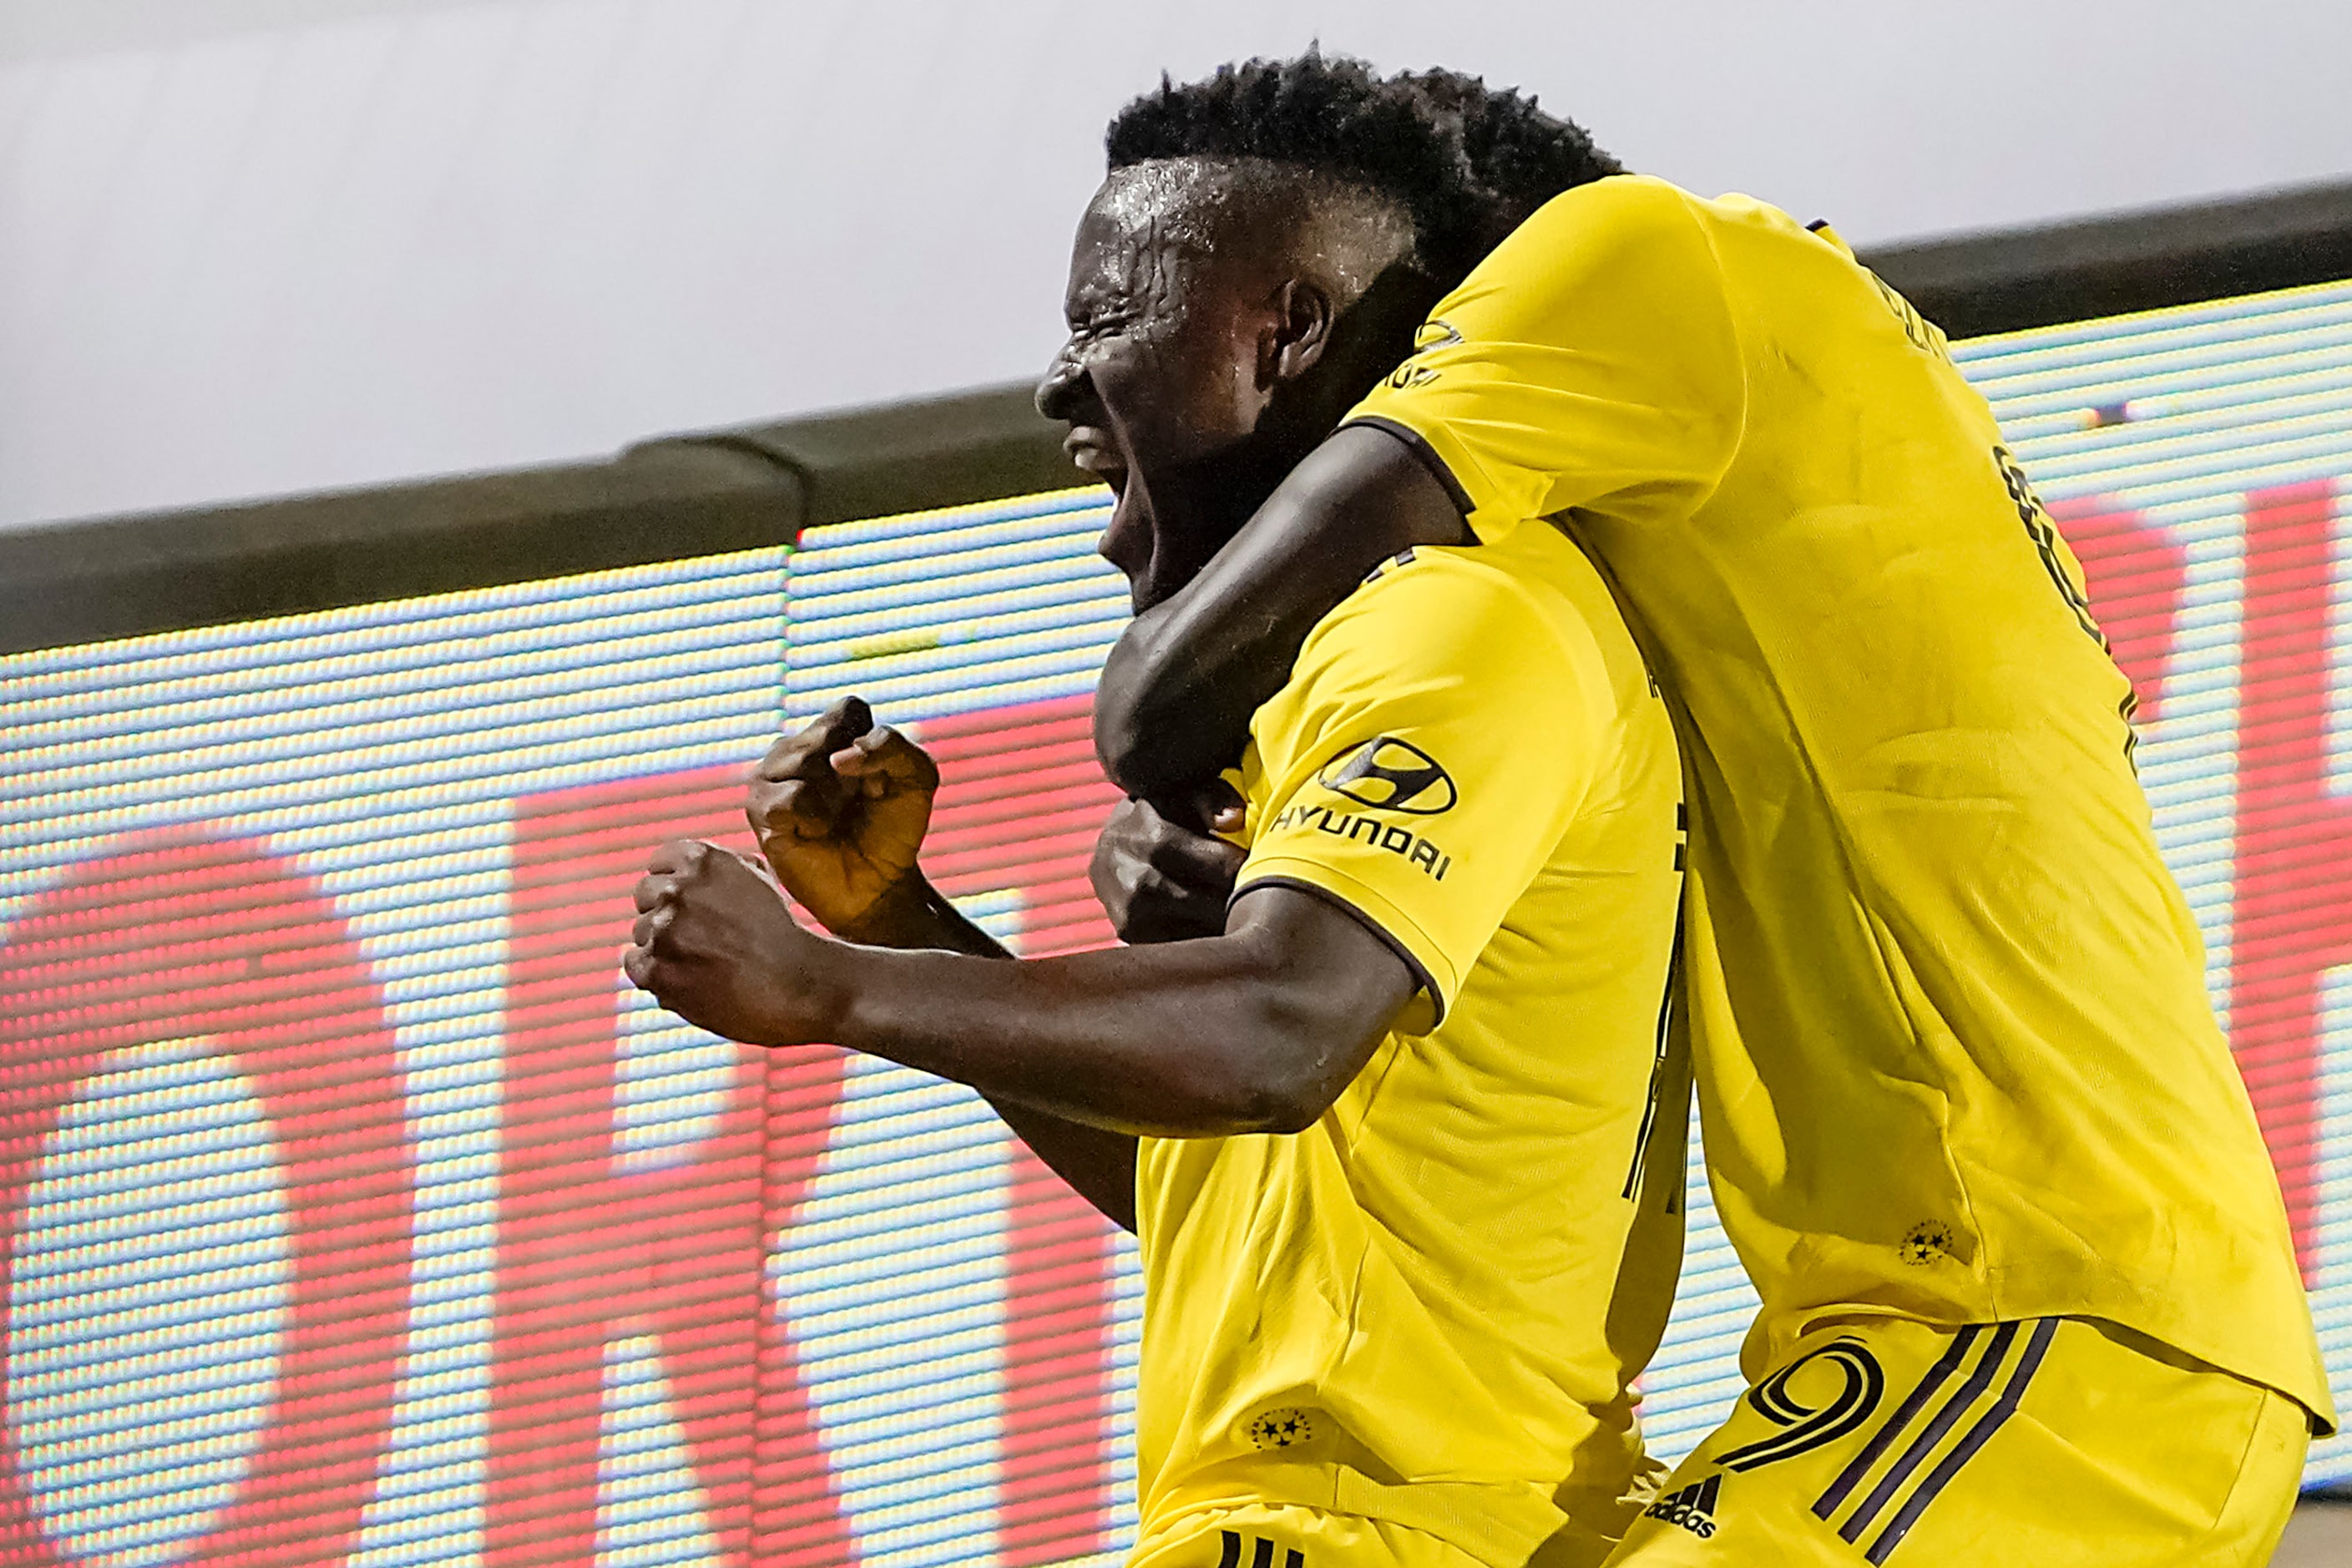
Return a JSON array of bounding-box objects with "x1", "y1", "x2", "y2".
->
[
  {"x1": 1645, "y1": 1323, "x2": 2056, "y2": 1560},
  {"x1": 1642, "y1": 1473, "x2": 1720, "y2": 1538},
  {"x1": 1808, "y1": 1318, "x2": 2058, "y2": 1564},
  {"x1": 1214, "y1": 1530, "x2": 1303, "y2": 1568}
]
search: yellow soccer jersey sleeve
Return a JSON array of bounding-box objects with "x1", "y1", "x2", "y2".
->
[
  {"x1": 1233, "y1": 541, "x2": 1608, "y2": 1020},
  {"x1": 1348, "y1": 175, "x2": 1745, "y2": 544}
]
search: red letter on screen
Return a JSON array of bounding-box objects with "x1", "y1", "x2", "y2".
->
[
  {"x1": 0, "y1": 830, "x2": 411, "y2": 1567},
  {"x1": 918, "y1": 696, "x2": 1128, "y2": 1566},
  {"x1": 498, "y1": 768, "x2": 850, "y2": 1567},
  {"x1": 2230, "y1": 478, "x2": 2346, "y2": 1276}
]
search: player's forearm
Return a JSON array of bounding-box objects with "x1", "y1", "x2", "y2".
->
[
  {"x1": 832, "y1": 874, "x2": 1141, "y2": 1228},
  {"x1": 838, "y1": 873, "x2": 1014, "y2": 958},
  {"x1": 1095, "y1": 423, "x2": 1469, "y2": 799},
  {"x1": 985, "y1": 1097, "x2": 1139, "y2": 1232},
  {"x1": 819, "y1": 932, "x2": 1377, "y2": 1139}
]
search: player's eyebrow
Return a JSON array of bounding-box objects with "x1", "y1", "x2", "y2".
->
[{"x1": 1065, "y1": 288, "x2": 1128, "y2": 328}]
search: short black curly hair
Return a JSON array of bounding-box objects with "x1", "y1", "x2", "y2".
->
[{"x1": 1105, "y1": 52, "x2": 1622, "y2": 290}]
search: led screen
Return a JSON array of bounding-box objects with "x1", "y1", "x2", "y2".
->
[{"x1": 6, "y1": 275, "x2": 2352, "y2": 1566}]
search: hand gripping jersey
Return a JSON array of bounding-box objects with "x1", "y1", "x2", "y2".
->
[
  {"x1": 1345, "y1": 174, "x2": 2334, "y2": 1429},
  {"x1": 1130, "y1": 524, "x2": 1686, "y2": 1567}
]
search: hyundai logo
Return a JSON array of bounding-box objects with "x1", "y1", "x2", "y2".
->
[{"x1": 1317, "y1": 737, "x2": 1458, "y2": 815}]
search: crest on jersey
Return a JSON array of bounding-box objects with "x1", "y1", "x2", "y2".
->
[
  {"x1": 1412, "y1": 318, "x2": 1464, "y2": 354},
  {"x1": 1317, "y1": 737, "x2": 1458, "y2": 815}
]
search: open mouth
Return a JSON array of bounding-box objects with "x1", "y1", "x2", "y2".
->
[{"x1": 1063, "y1": 426, "x2": 1128, "y2": 491}]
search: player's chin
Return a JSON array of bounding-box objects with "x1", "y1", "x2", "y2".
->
[
  {"x1": 1135, "y1": 563, "x2": 1209, "y2": 615},
  {"x1": 1120, "y1": 536, "x2": 1197, "y2": 615},
  {"x1": 1103, "y1": 471, "x2": 1186, "y2": 591},
  {"x1": 1126, "y1": 575, "x2": 1169, "y2": 615},
  {"x1": 1128, "y1": 540, "x2": 1221, "y2": 615}
]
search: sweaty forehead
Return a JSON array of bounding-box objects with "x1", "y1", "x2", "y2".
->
[
  {"x1": 1075, "y1": 158, "x2": 1414, "y2": 303},
  {"x1": 1061, "y1": 163, "x2": 1223, "y2": 319},
  {"x1": 1080, "y1": 161, "x2": 1234, "y2": 263}
]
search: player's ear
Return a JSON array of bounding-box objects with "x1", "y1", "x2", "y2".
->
[{"x1": 1264, "y1": 278, "x2": 1337, "y2": 387}]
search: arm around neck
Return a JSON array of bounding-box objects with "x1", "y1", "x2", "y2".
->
[{"x1": 1093, "y1": 423, "x2": 1472, "y2": 802}]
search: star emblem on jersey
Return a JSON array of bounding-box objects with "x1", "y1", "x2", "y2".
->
[
  {"x1": 1316, "y1": 737, "x2": 1458, "y2": 815},
  {"x1": 1244, "y1": 1408, "x2": 1318, "y2": 1449},
  {"x1": 1900, "y1": 1222, "x2": 1955, "y2": 1265}
]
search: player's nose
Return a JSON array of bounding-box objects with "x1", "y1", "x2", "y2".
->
[{"x1": 1034, "y1": 349, "x2": 1085, "y2": 422}]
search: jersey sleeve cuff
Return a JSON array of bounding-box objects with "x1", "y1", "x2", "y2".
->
[
  {"x1": 1232, "y1": 857, "x2": 1464, "y2": 1027},
  {"x1": 1339, "y1": 412, "x2": 1510, "y2": 544}
]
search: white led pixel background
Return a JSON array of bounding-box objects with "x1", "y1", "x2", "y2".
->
[{"x1": 7, "y1": 278, "x2": 2352, "y2": 1565}]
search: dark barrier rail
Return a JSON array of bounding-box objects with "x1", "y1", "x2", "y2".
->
[
  {"x1": 0, "y1": 387, "x2": 1080, "y2": 655},
  {"x1": 5, "y1": 176, "x2": 2349, "y2": 656},
  {"x1": 1870, "y1": 179, "x2": 2352, "y2": 339}
]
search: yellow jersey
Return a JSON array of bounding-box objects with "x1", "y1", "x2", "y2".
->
[
  {"x1": 1346, "y1": 173, "x2": 2334, "y2": 1429},
  {"x1": 1132, "y1": 524, "x2": 1687, "y2": 1565}
]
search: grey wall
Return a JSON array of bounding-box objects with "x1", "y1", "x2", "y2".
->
[{"x1": 6, "y1": 0, "x2": 2350, "y2": 530}]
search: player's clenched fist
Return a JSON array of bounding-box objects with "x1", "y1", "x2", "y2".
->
[
  {"x1": 1090, "y1": 795, "x2": 1247, "y2": 944},
  {"x1": 747, "y1": 695, "x2": 941, "y2": 940},
  {"x1": 624, "y1": 838, "x2": 844, "y2": 1047}
]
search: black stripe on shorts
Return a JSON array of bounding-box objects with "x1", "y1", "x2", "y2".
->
[
  {"x1": 1834, "y1": 1321, "x2": 2021, "y2": 1546},
  {"x1": 1862, "y1": 1317, "x2": 2058, "y2": 1563},
  {"x1": 1813, "y1": 1324, "x2": 1985, "y2": 1520}
]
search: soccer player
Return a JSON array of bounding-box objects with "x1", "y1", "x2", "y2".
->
[
  {"x1": 1084, "y1": 54, "x2": 2336, "y2": 1568},
  {"x1": 628, "y1": 59, "x2": 1690, "y2": 1568}
]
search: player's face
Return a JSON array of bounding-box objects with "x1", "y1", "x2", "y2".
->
[{"x1": 1038, "y1": 175, "x2": 1286, "y2": 613}]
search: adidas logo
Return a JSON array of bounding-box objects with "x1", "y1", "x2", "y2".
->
[{"x1": 1644, "y1": 1474, "x2": 1721, "y2": 1540}]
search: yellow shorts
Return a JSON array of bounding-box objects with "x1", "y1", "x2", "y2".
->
[
  {"x1": 1606, "y1": 1314, "x2": 2309, "y2": 1566},
  {"x1": 1127, "y1": 1487, "x2": 1655, "y2": 1568},
  {"x1": 1127, "y1": 1502, "x2": 1485, "y2": 1568},
  {"x1": 1125, "y1": 1454, "x2": 1662, "y2": 1568}
]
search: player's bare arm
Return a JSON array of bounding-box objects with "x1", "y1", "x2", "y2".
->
[
  {"x1": 746, "y1": 695, "x2": 1151, "y2": 1227},
  {"x1": 639, "y1": 699, "x2": 1415, "y2": 1177},
  {"x1": 1093, "y1": 422, "x2": 1467, "y2": 802},
  {"x1": 625, "y1": 834, "x2": 1415, "y2": 1137},
  {"x1": 745, "y1": 699, "x2": 1265, "y2": 1227}
]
